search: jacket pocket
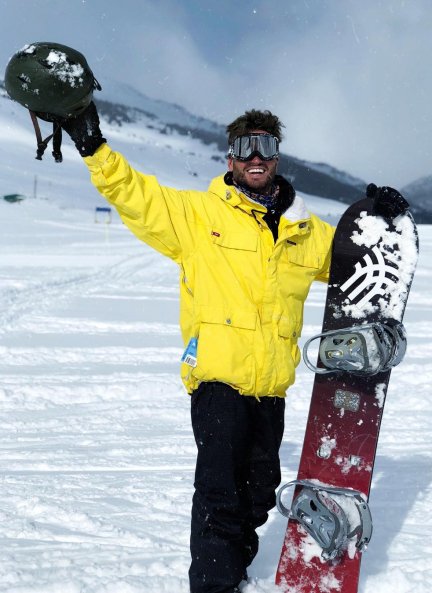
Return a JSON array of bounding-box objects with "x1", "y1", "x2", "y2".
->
[
  {"x1": 211, "y1": 231, "x2": 258, "y2": 252},
  {"x1": 277, "y1": 314, "x2": 301, "y2": 340},
  {"x1": 191, "y1": 306, "x2": 257, "y2": 390},
  {"x1": 199, "y1": 305, "x2": 257, "y2": 330},
  {"x1": 285, "y1": 246, "x2": 323, "y2": 269},
  {"x1": 278, "y1": 315, "x2": 302, "y2": 369}
]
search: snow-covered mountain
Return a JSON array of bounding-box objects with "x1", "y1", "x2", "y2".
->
[
  {"x1": 2, "y1": 77, "x2": 429, "y2": 222},
  {"x1": 0, "y1": 78, "x2": 359, "y2": 220},
  {"x1": 97, "y1": 79, "x2": 367, "y2": 204},
  {"x1": 98, "y1": 80, "x2": 432, "y2": 222}
]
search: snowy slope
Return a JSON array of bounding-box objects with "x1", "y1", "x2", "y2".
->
[
  {"x1": 0, "y1": 80, "x2": 431, "y2": 593},
  {"x1": 0, "y1": 193, "x2": 431, "y2": 593},
  {"x1": 0, "y1": 79, "x2": 353, "y2": 222}
]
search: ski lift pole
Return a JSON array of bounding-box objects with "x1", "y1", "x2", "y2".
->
[
  {"x1": 95, "y1": 206, "x2": 112, "y2": 224},
  {"x1": 95, "y1": 206, "x2": 112, "y2": 250}
]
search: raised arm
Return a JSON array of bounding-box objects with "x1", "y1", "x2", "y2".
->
[{"x1": 63, "y1": 102, "x2": 199, "y2": 263}]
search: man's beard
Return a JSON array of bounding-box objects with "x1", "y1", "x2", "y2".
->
[{"x1": 231, "y1": 163, "x2": 277, "y2": 195}]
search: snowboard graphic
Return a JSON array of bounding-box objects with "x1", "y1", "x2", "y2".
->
[{"x1": 275, "y1": 195, "x2": 418, "y2": 593}]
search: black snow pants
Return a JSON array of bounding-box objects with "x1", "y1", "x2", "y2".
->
[{"x1": 189, "y1": 381, "x2": 285, "y2": 593}]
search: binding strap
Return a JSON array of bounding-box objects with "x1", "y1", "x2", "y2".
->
[{"x1": 29, "y1": 111, "x2": 63, "y2": 163}]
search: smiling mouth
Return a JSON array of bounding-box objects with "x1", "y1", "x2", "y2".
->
[{"x1": 247, "y1": 167, "x2": 266, "y2": 174}]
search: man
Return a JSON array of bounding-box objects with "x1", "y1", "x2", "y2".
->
[{"x1": 61, "y1": 104, "x2": 335, "y2": 593}]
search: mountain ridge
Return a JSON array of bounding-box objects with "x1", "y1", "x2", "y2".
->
[
  {"x1": 1, "y1": 78, "x2": 430, "y2": 222},
  {"x1": 94, "y1": 78, "x2": 366, "y2": 205}
]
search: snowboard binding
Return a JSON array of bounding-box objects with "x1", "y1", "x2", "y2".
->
[
  {"x1": 276, "y1": 480, "x2": 373, "y2": 560},
  {"x1": 303, "y1": 321, "x2": 406, "y2": 375}
]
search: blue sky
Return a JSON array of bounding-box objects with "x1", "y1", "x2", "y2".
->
[{"x1": 1, "y1": 0, "x2": 431, "y2": 187}]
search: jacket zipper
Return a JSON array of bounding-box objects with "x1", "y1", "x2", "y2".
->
[{"x1": 251, "y1": 209, "x2": 265, "y2": 231}]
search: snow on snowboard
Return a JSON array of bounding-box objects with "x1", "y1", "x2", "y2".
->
[{"x1": 275, "y1": 190, "x2": 418, "y2": 593}]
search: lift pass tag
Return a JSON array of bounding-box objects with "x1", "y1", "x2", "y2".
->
[{"x1": 181, "y1": 338, "x2": 198, "y2": 367}]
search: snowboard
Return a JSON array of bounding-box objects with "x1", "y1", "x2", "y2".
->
[{"x1": 275, "y1": 194, "x2": 418, "y2": 593}]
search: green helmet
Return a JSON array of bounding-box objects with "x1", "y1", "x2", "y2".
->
[{"x1": 4, "y1": 41, "x2": 101, "y2": 120}]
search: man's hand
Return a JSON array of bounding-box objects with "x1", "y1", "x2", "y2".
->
[
  {"x1": 61, "y1": 101, "x2": 106, "y2": 157},
  {"x1": 366, "y1": 183, "x2": 410, "y2": 219}
]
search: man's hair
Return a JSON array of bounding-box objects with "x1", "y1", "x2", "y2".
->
[{"x1": 226, "y1": 109, "x2": 284, "y2": 145}]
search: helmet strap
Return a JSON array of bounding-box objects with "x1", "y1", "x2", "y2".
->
[
  {"x1": 29, "y1": 111, "x2": 63, "y2": 163},
  {"x1": 52, "y1": 126, "x2": 63, "y2": 163}
]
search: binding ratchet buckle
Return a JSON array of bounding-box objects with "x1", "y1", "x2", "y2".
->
[{"x1": 276, "y1": 480, "x2": 373, "y2": 560}]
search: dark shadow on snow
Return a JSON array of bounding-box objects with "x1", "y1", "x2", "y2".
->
[{"x1": 360, "y1": 454, "x2": 432, "y2": 584}]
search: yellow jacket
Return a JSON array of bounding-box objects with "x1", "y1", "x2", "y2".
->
[{"x1": 84, "y1": 144, "x2": 335, "y2": 397}]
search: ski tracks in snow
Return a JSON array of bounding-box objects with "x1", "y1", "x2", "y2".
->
[
  {"x1": 1, "y1": 203, "x2": 432, "y2": 592},
  {"x1": 0, "y1": 203, "x2": 193, "y2": 593}
]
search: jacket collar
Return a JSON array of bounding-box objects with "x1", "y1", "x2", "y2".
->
[
  {"x1": 283, "y1": 194, "x2": 310, "y2": 223},
  {"x1": 208, "y1": 173, "x2": 310, "y2": 224},
  {"x1": 208, "y1": 174, "x2": 261, "y2": 213}
]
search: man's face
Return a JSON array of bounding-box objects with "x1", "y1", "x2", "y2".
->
[{"x1": 228, "y1": 129, "x2": 279, "y2": 194}]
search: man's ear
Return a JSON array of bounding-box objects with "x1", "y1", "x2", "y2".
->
[{"x1": 227, "y1": 157, "x2": 233, "y2": 172}]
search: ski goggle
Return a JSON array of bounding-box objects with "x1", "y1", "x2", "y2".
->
[{"x1": 228, "y1": 133, "x2": 279, "y2": 161}]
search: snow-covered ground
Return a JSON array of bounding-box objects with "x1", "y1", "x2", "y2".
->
[
  {"x1": 0, "y1": 86, "x2": 431, "y2": 593},
  {"x1": 0, "y1": 193, "x2": 431, "y2": 593}
]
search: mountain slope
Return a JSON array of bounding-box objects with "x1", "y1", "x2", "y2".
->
[
  {"x1": 0, "y1": 79, "x2": 345, "y2": 224},
  {"x1": 5, "y1": 78, "x2": 429, "y2": 222},
  {"x1": 97, "y1": 82, "x2": 432, "y2": 220},
  {"x1": 96, "y1": 79, "x2": 366, "y2": 204},
  {"x1": 402, "y1": 176, "x2": 432, "y2": 223}
]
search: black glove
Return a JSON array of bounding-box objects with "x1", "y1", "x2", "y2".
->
[
  {"x1": 61, "y1": 101, "x2": 106, "y2": 157},
  {"x1": 366, "y1": 183, "x2": 410, "y2": 219}
]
